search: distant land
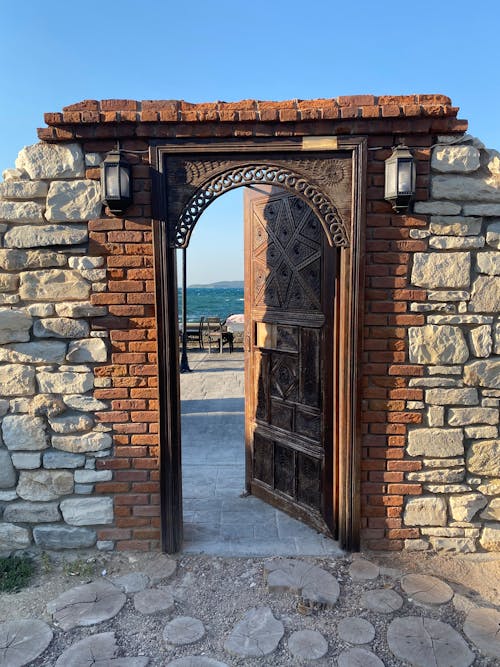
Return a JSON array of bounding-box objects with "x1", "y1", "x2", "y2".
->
[{"x1": 188, "y1": 280, "x2": 244, "y2": 289}]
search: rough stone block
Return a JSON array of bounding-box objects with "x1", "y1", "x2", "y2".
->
[
  {"x1": 55, "y1": 301, "x2": 107, "y2": 318},
  {"x1": 0, "y1": 201, "x2": 44, "y2": 223},
  {"x1": 480, "y1": 498, "x2": 500, "y2": 521},
  {"x1": 43, "y1": 450, "x2": 86, "y2": 468},
  {"x1": 468, "y1": 325, "x2": 493, "y2": 357},
  {"x1": 448, "y1": 407, "x2": 499, "y2": 426},
  {"x1": 0, "y1": 308, "x2": 32, "y2": 344},
  {"x1": 0, "y1": 341, "x2": 67, "y2": 364},
  {"x1": 1, "y1": 364, "x2": 35, "y2": 396},
  {"x1": 60, "y1": 497, "x2": 113, "y2": 525},
  {"x1": 469, "y1": 275, "x2": 500, "y2": 312},
  {"x1": 49, "y1": 413, "x2": 94, "y2": 434},
  {"x1": 413, "y1": 201, "x2": 461, "y2": 215},
  {"x1": 0, "y1": 180, "x2": 48, "y2": 199},
  {"x1": 432, "y1": 174, "x2": 500, "y2": 202},
  {"x1": 463, "y1": 204, "x2": 500, "y2": 216},
  {"x1": 408, "y1": 325, "x2": 469, "y2": 364},
  {"x1": 74, "y1": 469, "x2": 112, "y2": 483},
  {"x1": 46, "y1": 180, "x2": 101, "y2": 222},
  {"x1": 464, "y1": 358, "x2": 500, "y2": 389},
  {"x1": 11, "y1": 452, "x2": 42, "y2": 469},
  {"x1": 411, "y1": 252, "x2": 471, "y2": 289},
  {"x1": 431, "y1": 145, "x2": 480, "y2": 173},
  {"x1": 0, "y1": 523, "x2": 31, "y2": 550},
  {"x1": 449, "y1": 493, "x2": 488, "y2": 521},
  {"x1": 404, "y1": 496, "x2": 447, "y2": 526},
  {"x1": 479, "y1": 524, "x2": 500, "y2": 550},
  {"x1": 407, "y1": 428, "x2": 464, "y2": 457},
  {"x1": 15, "y1": 143, "x2": 85, "y2": 179},
  {"x1": 467, "y1": 440, "x2": 500, "y2": 477},
  {"x1": 33, "y1": 525, "x2": 96, "y2": 549},
  {"x1": 66, "y1": 338, "x2": 107, "y2": 362},
  {"x1": 476, "y1": 252, "x2": 500, "y2": 276},
  {"x1": 429, "y1": 236, "x2": 484, "y2": 250},
  {"x1": 0, "y1": 450, "x2": 17, "y2": 488},
  {"x1": 68, "y1": 256, "x2": 104, "y2": 269},
  {"x1": 37, "y1": 370, "x2": 93, "y2": 394},
  {"x1": 0, "y1": 248, "x2": 67, "y2": 271},
  {"x1": 2, "y1": 415, "x2": 48, "y2": 450},
  {"x1": 485, "y1": 221, "x2": 500, "y2": 249},
  {"x1": 17, "y1": 470, "x2": 74, "y2": 501},
  {"x1": 34, "y1": 318, "x2": 90, "y2": 339},
  {"x1": 0, "y1": 273, "x2": 19, "y2": 292},
  {"x1": 4, "y1": 224, "x2": 88, "y2": 249},
  {"x1": 19, "y1": 269, "x2": 90, "y2": 301},
  {"x1": 52, "y1": 431, "x2": 112, "y2": 453},
  {"x1": 429, "y1": 537, "x2": 477, "y2": 552},
  {"x1": 62, "y1": 395, "x2": 108, "y2": 411},
  {"x1": 425, "y1": 388, "x2": 478, "y2": 405},
  {"x1": 3, "y1": 501, "x2": 61, "y2": 523}
]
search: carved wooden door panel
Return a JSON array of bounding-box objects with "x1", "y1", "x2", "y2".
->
[{"x1": 244, "y1": 185, "x2": 335, "y2": 534}]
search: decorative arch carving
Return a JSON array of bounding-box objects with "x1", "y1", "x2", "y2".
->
[{"x1": 165, "y1": 157, "x2": 351, "y2": 249}]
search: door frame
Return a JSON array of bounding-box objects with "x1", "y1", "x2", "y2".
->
[{"x1": 151, "y1": 136, "x2": 366, "y2": 553}]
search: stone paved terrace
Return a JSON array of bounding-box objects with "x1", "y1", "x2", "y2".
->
[{"x1": 180, "y1": 351, "x2": 342, "y2": 556}]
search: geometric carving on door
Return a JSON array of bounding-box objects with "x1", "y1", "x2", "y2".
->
[{"x1": 252, "y1": 194, "x2": 322, "y2": 311}]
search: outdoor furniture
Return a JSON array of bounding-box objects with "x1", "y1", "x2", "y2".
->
[
  {"x1": 179, "y1": 321, "x2": 204, "y2": 350},
  {"x1": 201, "y1": 317, "x2": 233, "y2": 353}
]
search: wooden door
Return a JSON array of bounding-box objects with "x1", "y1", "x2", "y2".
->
[{"x1": 244, "y1": 185, "x2": 336, "y2": 535}]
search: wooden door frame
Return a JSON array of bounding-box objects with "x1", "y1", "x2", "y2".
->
[{"x1": 151, "y1": 136, "x2": 366, "y2": 553}]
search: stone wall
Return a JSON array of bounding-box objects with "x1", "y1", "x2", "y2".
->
[
  {"x1": 0, "y1": 96, "x2": 498, "y2": 554},
  {"x1": 401, "y1": 135, "x2": 500, "y2": 552},
  {"x1": 0, "y1": 143, "x2": 114, "y2": 552}
]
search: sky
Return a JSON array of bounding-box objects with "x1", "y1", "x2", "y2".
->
[{"x1": 0, "y1": 0, "x2": 499, "y2": 284}]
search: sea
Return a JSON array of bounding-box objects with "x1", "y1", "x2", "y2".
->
[{"x1": 178, "y1": 287, "x2": 244, "y2": 322}]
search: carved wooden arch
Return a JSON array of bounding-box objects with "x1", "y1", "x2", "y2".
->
[
  {"x1": 151, "y1": 137, "x2": 366, "y2": 556},
  {"x1": 169, "y1": 160, "x2": 351, "y2": 249}
]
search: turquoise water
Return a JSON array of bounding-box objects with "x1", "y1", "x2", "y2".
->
[{"x1": 178, "y1": 287, "x2": 244, "y2": 322}]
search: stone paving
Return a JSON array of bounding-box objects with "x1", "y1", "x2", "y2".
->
[
  {"x1": 1, "y1": 555, "x2": 499, "y2": 665},
  {"x1": 180, "y1": 351, "x2": 342, "y2": 557},
  {"x1": 2, "y1": 346, "x2": 499, "y2": 665}
]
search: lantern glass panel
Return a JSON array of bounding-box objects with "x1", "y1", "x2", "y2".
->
[
  {"x1": 105, "y1": 164, "x2": 121, "y2": 198},
  {"x1": 398, "y1": 159, "x2": 414, "y2": 194},
  {"x1": 385, "y1": 160, "x2": 397, "y2": 199},
  {"x1": 118, "y1": 165, "x2": 130, "y2": 197}
]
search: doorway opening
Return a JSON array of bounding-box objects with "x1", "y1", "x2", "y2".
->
[
  {"x1": 152, "y1": 138, "x2": 365, "y2": 554},
  {"x1": 178, "y1": 189, "x2": 342, "y2": 556}
]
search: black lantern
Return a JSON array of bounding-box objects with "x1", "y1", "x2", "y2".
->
[
  {"x1": 101, "y1": 151, "x2": 132, "y2": 215},
  {"x1": 384, "y1": 144, "x2": 416, "y2": 213}
]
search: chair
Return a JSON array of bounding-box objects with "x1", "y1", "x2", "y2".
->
[{"x1": 201, "y1": 317, "x2": 233, "y2": 354}]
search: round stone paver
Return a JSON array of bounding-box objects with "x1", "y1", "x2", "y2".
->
[
  {"x1": 0, "y1": 619, "x2": 52, "y2": 667},
  {"x1": 47, "y1": 580, "x2": 126, "y2": 630},
  {"x1": 360, "y1": 588, "x2": 403, "y2": 614},
  {"x1": 337, "y1": 647, "x2": 384, "y2": 667},
  {"x1": 110, "y1": 572, "x2": 150, "y2": 593},
  {"x1": 163, "y1": 617, "x2": 205, "y2": 646},
  {"x1": 400, "y1": 573, "x2": 454, "y2": 605},
  {"x1": 142, "y1": 555, "x2": 177, "y2": 584},
  {"x1": 337, "y1": 616, "x2": 375, "y2": 644},
  {"x1": 349, "y1": 559, "x2": 380, "y2": 581},
  {"x1": 463, "y1": 606, "x2": 500, "y2": 659},
  {"x1": 134, "y1": 587, "x2": 175, "y2": 615},
  {"x1": 166, "y1": 659, "x2": 228, "y2": 667},
  {"x1": 264, "y1": 559, "x2": 340, "y2": 607},
  {"x1": 54, "y1": 632, "x2": 149, "y2": 666},
  {"x1": 288, "y1": 629, "x2": 328, "y2": 660},
  {"x1": 224, "y1": 606, "x2": 284, "y2": 657},
  {"x1": 387, "y1": 616, "x2": 474, "y2": 667}
]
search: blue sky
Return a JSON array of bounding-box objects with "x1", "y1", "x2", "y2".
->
[{"x1": 1, "y1": 0, "x2": 499, "y2": 284}]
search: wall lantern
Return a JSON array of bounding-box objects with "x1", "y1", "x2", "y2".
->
[
  {"x1": 101, "y1": 151, "x2": 132, "y2": 215},
  {"x1": 384, "y1": 144, "x2": 416, "y2": 213}
]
